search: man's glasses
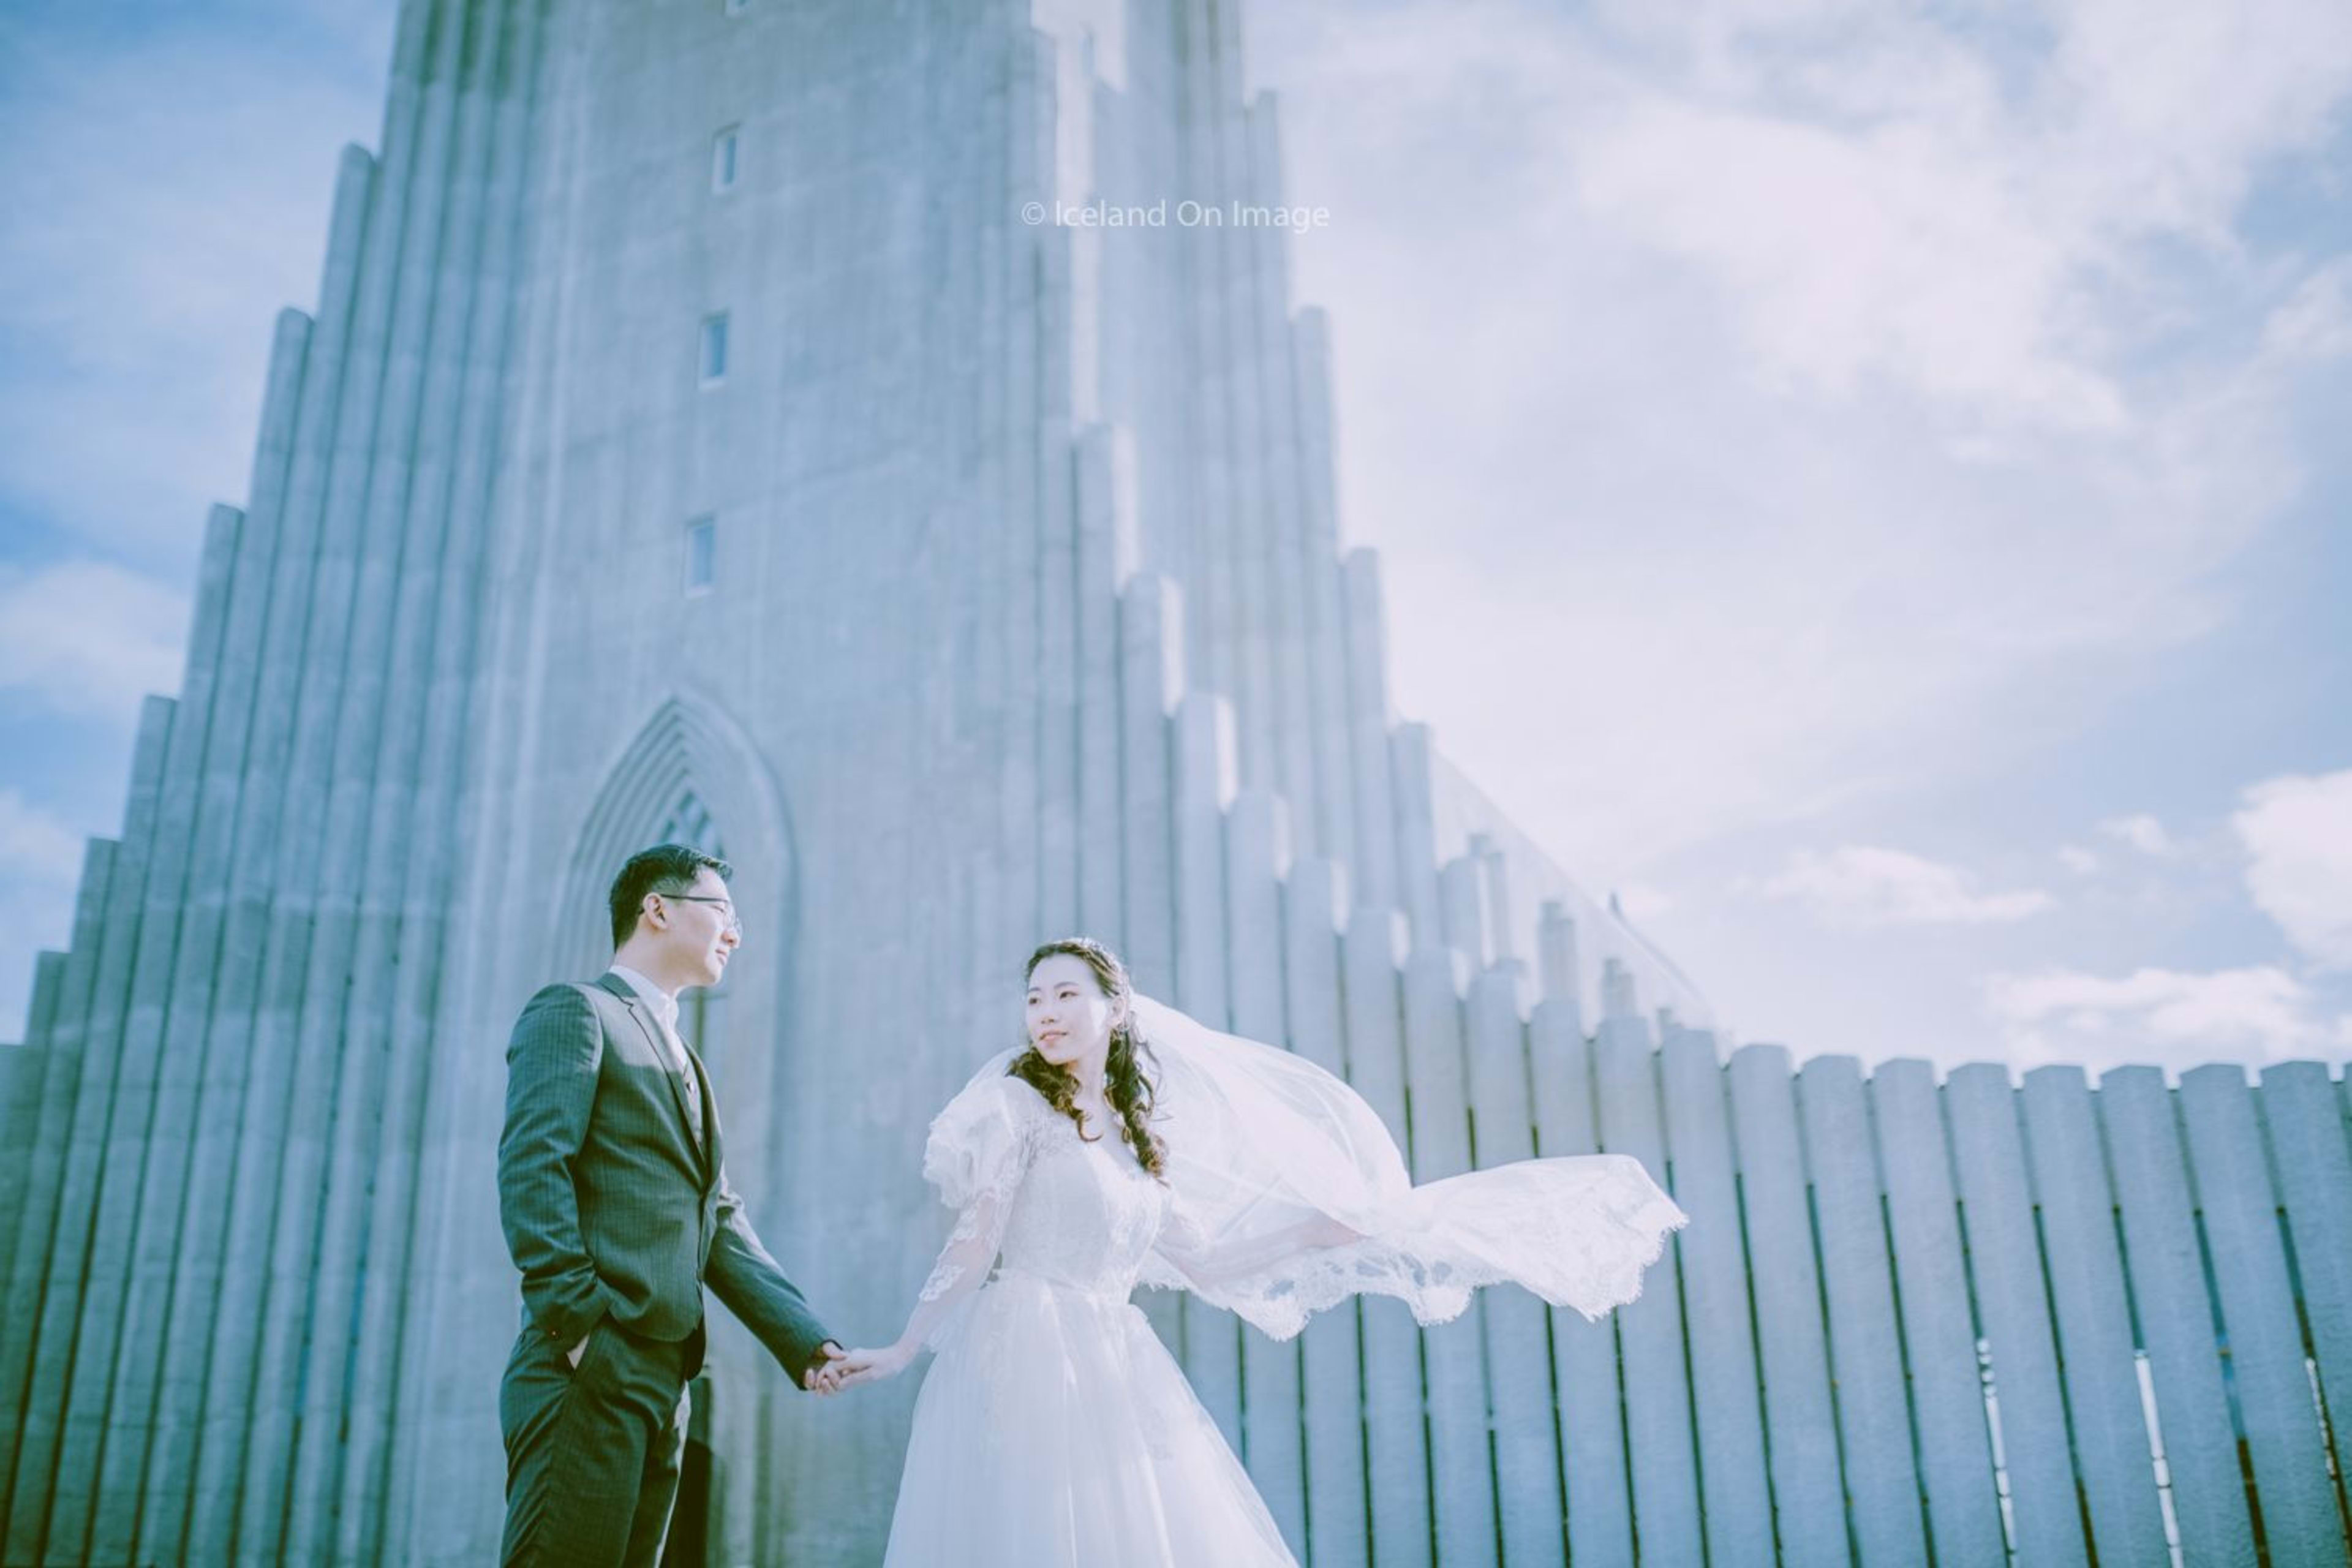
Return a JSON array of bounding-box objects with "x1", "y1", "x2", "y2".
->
[{"x1": 659, "y1": 892, "x2": 742, "y2": 940}]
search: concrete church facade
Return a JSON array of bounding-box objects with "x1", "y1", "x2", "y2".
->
[{"x1": 10, "y1": 2, "x2": 2351, "y2": 1567}]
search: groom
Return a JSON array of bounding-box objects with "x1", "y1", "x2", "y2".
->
[{"x1": 497, "y1": 843, "x2": 848, "y2": 1567}]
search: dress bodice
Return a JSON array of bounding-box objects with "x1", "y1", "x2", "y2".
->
[{"x1": 995, "y1": 1106, "x2": 1169, "y2": 1298}]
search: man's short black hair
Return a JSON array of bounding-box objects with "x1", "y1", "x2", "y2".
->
[{"x1": 609, "y1": 844, "x2": 733, "y2": 948}]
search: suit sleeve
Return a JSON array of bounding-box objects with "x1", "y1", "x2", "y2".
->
[
  {"x1": 706, "y1": 1167, "x2": 835, "y2": 1388},
  {"x1": 497, "y1": 982, "x2": 612, "y2": 1346}
]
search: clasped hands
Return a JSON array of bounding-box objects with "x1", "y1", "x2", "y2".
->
[{"x1": 804, "y1": 1338, "x2": 915, "y2": 1396}]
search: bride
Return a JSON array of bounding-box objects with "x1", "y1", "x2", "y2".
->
[{"x1": 825, "y1": 937, "x2": 1688, "y2": 1566}]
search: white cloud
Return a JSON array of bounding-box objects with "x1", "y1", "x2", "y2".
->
[
  {"x1": 1982, "y1": 963, "x2": 2345, "y2": 1073},
  {"x1": 2261, "y1": 259, "x2": 2352, "y2": 364},
  {"x1": 1756, "y1": 845, "x2": 2053, "y2": 928},
  {"x1": 0, "y1": 559, "x2": 189, "y2": 718},
  {"x1": 0, "y1": 15, "x2": 389, "y2": 562},
  {"x1": 0, "y1": 790, "x2": 82, "y2": 883},
  {"x1": 0, "y1": 791, "x2": 92, "y2": 1038},
  {"x1": 1572, "y1": 92, "x2": 2126, "y2": 431},
  {"x1": 2097, "y1": 813, "x2": 2177, "y2": 856},
  {"x1": 2234, "y1": 769, "x2": 2352, "y2": 968},
  {"x1": 2057, "y1": 845, "x2": 2100, "y2": 875},
  {"x1": 1245, "y1": 0, "x2": 2351, "y2": 884},
  {"x1": 1612, "y1": 881, "x2": 1675, "y2": 923}
]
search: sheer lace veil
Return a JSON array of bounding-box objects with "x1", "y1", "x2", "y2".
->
[{"x1": 926, "y1": 992, "x2": 1689, "y2": 1342}]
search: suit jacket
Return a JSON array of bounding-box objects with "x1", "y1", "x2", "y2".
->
[{"x1": 496, "y1": 971, "x2": 832, "y2": 1384}]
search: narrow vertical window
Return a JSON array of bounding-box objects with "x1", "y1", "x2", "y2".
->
[
  {"x1": 712, "y1": 126, "x2": 739, "y2": 193},
  {"x1": 700, "y1": 313, "x2": 728, "y2": 384},
  {"x1": 684, "y1": 516, "x2": 716, "y2": 594}
]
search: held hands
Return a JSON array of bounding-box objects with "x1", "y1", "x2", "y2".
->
[
  {"x1": 801, "y1": 1340, "x2": 850, "y2": 1395},
  {"x1": 812, "y1": 1341, "x2": 916, "y2": 1393}
]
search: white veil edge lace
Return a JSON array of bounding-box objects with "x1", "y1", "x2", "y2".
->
[{"x1": 929, "y1": 994, "x2": 1689, "y2": 1344}]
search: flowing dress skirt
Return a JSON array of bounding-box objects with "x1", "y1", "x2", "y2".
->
[{"x1": 881, "y1": 1270, "x2": 1297, "y2": 1567}]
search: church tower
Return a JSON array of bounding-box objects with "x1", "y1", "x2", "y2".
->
[
  {"x1": 0, "y1": 2, "x2": 1708, "y2": 1562},
  {"x1": 14, "y1": 4, "x2": 2350, "y2": 1566}
]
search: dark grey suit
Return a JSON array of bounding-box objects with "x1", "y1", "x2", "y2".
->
[{"x1": 496, "y1": 971, "x2": 831, "y2": 1567}]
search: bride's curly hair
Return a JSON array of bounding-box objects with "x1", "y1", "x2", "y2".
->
[{"x1": 1011, "y1": 938, "x2": 1167, "y2": 1179}]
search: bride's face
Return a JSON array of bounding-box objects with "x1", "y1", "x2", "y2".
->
[{"x1": 1025, "y1": 954, "x2": 1121, "y2": 1067}]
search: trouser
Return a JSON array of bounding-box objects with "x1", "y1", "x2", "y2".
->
[{"x1": 499, "y1": 1316, "x2": 698, "y2": 1568}]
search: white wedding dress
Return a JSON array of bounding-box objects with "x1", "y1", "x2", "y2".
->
[{"x1": 880, "y1": 997, "x2": 1689, "y2": 1567}]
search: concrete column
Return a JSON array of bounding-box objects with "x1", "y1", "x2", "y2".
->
[
  {"x1": 196, "y1": 18, "x2": 429, "y2": 1558},
  {"x1": 2100, "y1": 1066, "x2": 2257, "y2": 1565},
  {"x1": 1945, "y1": 1063, "x2": 2089, "y2": 1564},
  {"x1": 996, "y1": 29, "x2": 1046, "y2": 960},
  {"x1": 1291, "y1": 311, "x2": 1355, "y2": 882},
  {"x1": 1117, "y1": 575, "x2": 1186, "y2": 1354},
  {"x1": 2259, "y1": 1060, "x2": 2352, "y2": 1525},
  {"x1": 1465, "y1": 967, "x2": 1564, "y2": 1566},
  {"x1": 1073, "y1": 424, "x2": 1124, "y2": 941},
  {"x1": 243, "y1": 12, "x2": 472, "y2": 1556},
  {"x1": 1389, "y1": 724, "x2": 1442, "y2": 947},
  {"x1": 1340, "y1": 551, "x2": 1397, "y2": 911},
  {"x1": 345, "y1": 3, "x2": 538, "y2": 1542},
  {"x1": 1478, "y1": 838, "x2": 1515, "y2": 965},
  {"x1": 1802, "y1": 1054, "x2": 1929, "y2": 1566},
  {"x1": 69, "y1": 501, "x2": 246, "y2": 1565},
  {"x1": 1212, "y1": 18, "x2": 1277, "y2": 798},
  {"x1": 1525, "y1": 992, "x2": 1633, "y2": 1566},
  {"x1": 0, "y1": 838, "x2": 112, "y2": 1545},
  {"x1": 293, "y1": 10, "x2": 525, "y2": 1556},
  {"x1": 125, "y1": 306, "x2": 312, "y2": 1564},
  {"x1": 1174, "y1": 0, "x2": 1238, "y2": 731},
  {"x1": 1225, "y1": 791, "x2": 1306, "y2": 1554},
  {"x1": 1243, "y1": 94, "x2": 1318, "y2": 850},
  {"x1": 55, "y1": 576, "x2": 241, "y2": 1561},
  {"x1": 5, "y1": 696, "x2": 174, "y2": 1564},
  {"x1": 1534, "y1": 900, "x2": 1580, "y2": 1018},
  {"x1": 965, "y1": 15, "x2": 1014, "y2": 1010},
  {"x1": 1281, "y1": 858, "x2": 1368, "y2": 1568},
  {"x1": 1118, "y1": 575, "x2": 1185, "y2": 999},
  {"x1": 1038, "y1": 418, "x2": 1082, "y2": 938},
  {"x1": 2178, "y1": 1066, "x2": 2343, "y2": 1559},
  {"x1": 1601, "y1": 955, "x2": 1638, "y2": 1022},
  {"x1": 179, "y1": 144, "x2": 379, "y2": 1568},
  {"x1": 1400, "y1": 947, "x2": 1498, "y2": 1566},
  {"x1": 2022, "y1": 1067, "x2": 2163, "y2": 1561},
  {"x1": 1338, "y1": 910, "x2": 1429, "y2": 1568},
  {"x1": 1438, "y1": 853, "x2": 1486, "y2": 963},
  {"x1": 1104, "y1": 15, "x2": 1189, "y2": 584},
  {"x1": 1169, "y1": 691, "x2": 1240, "y2": 1444},
  {"x1": 386, "y1": 11, "x2": 586, "y2": 1534},
  {"x1": 1872, "y1": 1061, "x2": 2007, "y2": 1566},
  {"x1": 1593, "y1": 1011, "x2": 1702, "y2": 1565},
  {"x1": 0, "y1": 956, "x2": 66, "y2": 1332},
  {"x1": 1661, "y1": 1028, "x2": 1771, "y2": 1568},
  {"x1": 359, "y1": 12, "x2": 545, "y2": 1549}
]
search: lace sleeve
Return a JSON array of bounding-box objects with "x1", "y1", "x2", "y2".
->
[
  {"x1": 916, "y1": 1186, "x2": 1014, "y2": 1303},
  {"x1": 896, "y1": 1076, "x2": 1042, "y2": 1349}
]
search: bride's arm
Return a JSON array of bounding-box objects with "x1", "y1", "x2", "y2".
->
[{"x1": 827, "y1": 1172, "x2": 1023, "y2": 1389}]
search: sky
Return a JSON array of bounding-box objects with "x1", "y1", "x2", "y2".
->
[{"x1": 2, "y1": 0, "x2": 2348, "y2": 1083}]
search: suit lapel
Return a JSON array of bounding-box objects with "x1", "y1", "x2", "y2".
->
[
  {"x1": 598, "y1": 971, "x2": 707, "y2": 1165},
  {"x1": 681, "y1": 1036, "x2": 722, "y2": 1177}
]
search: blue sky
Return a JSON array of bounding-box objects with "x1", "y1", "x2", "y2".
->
[{"x1": 3, "y1": 0, "x2": 2348, "y2": 1081}]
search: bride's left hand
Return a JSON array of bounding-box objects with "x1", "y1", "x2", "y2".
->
[{"x1": 824, "y1": 1342, "x2": 916, "y2": 1390}]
